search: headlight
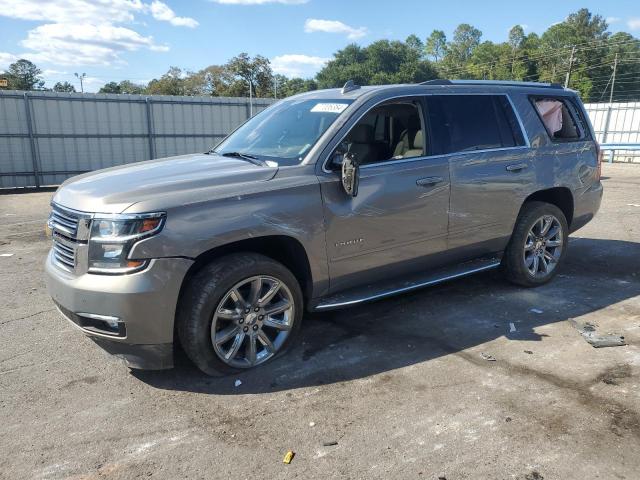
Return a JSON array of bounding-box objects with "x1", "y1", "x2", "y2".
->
[{"x1": 88, "y1": 212, "x2": 165, "y2": 274}]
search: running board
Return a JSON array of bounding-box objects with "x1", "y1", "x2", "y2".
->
[{"x1": 313, "y1": 257, "x2": 502, "y2": 311}]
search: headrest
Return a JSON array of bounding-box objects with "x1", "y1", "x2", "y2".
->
[
  {"x1": 412, "y1": 130, "x2": 423, "y2": 149},
  {"x1": 349, "y1": 124, "x2": 374, "y2": 143}
]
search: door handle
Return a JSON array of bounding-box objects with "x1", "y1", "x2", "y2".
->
[
  {"x1": 416, "y1": 176, "x2": 443, "y2": 187},
  {"x1": 506, "y1": 163, "x2": 528, "y2": 172}
]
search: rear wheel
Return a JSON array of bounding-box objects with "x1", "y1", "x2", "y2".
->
[
  {"x1": 177, "y1": 253, "x2": 303, "y2": 376},
  {"x1": 503, "y1": 201, "x2": 569, "y2": 287}
]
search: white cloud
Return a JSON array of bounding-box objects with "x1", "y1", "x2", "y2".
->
[
  {"x1": 628, "y1": 18, "x2": 640, "y2": 30},
  {"x1": 212, "y1": 0, "x2": 308, "y2": 4},
  {"x1": 606, "y1": 17, "x2": 621, "y2": 24},
  {"x1": 21, "y1": 23, "x2": 168, "y2": 66},
  {"x1": 0, "y1": 52, "x2": 19, "y2": 70},
  {"x1": 271, "y1": 54, "x2": 329, "y2": 78},
  {"x1": 0, "y1": 0, "x2": 146, "y2": 24},
  {"x1": 150, "y1": 1, "x2": 198, "y2": 28},
  {"x1": 0, "y1": 0, "x2": 198, "y2": 68},
  {"x1": 304, "y1": 19, "x2": 367, "y2": 40}
]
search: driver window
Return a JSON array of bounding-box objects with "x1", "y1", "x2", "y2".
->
[{"x1": 341, "y1": 100, "x2": 426, "y2": 166}]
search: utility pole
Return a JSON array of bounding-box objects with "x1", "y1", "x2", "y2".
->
[
  {"x1": 564, "y1": 46, "x2": 576, "y2": 88},
  {"x1": 248, "y1": 79, "x2": 253, "y2": 117},
  {"x1": 74, "y1": 72, "x2": 86, "y2": 93},
  {"x1": 274, "y1": 76, "x2": 278, "y2": 99},
  {"x1": 609, "y1": 53, "x2": 618, "y2": 104}
]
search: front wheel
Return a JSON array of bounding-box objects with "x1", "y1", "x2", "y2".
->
[
  {"x1": 503, "y1": 201, "x2": 569, "y2": 287},
  {"x1": 177, "y1": 253, "x2": 303, "y2": 376}
]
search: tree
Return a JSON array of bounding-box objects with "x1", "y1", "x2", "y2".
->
[
  {"x1": 98, "y1": 80, "x2": 145, "y2": 94},
  {"x1": 146, "y1": 67, "x2": 186, "y2": 95},
  {"x1": 5, "y1": 59, "x2": 44, "y2": 90},
  {"x1": 316, "y1": 40, "x2": 438, "y2": 88},
  {"x1": 425, "y1": 30, "x2": 447, "y2": 62},
  {"x1": 225, "y1": 53, "x2": 273, "y2": 97},
  {"x1": 508, "y1": 25, "x2": 525, "y2": 50},
  {"x1": 441, "y1": 24, "x2": 482, "y2": 77},
  {"x1": 405, "y1": 34, "x2": 424, "y2": 58},
  {"x1": 53, "y1": 81, "x2": 76, "y2": 92}
]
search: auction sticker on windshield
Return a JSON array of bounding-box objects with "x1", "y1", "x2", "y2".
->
[{"x1": 310, "y1": 103, "x2": 350, "y2": 114}]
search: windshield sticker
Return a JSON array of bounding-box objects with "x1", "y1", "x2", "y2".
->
[{"x1": 310, "y1": 103, "x2": 349, "y2": 114}]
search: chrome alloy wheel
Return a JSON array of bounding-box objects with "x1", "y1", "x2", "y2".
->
[
  {"x1": 523, "y1": 214, "x2": 563, "y2": 278},
  {"x1": 211, "y1": 275, "x2": 294, "y2": 368}
]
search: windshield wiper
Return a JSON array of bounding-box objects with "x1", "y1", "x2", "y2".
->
[{"x1": 217, "y1": 151, "x2": 267, "y2": 167}]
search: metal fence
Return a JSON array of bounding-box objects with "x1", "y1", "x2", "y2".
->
[
  {"x1": 0, "y1": 91, "x2": 274, "y2": 188},
  {"x1": 584, "y1": 101, "x2": 640, "y2": 163}
]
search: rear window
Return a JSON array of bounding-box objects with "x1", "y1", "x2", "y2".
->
[
  {"x1": 426, "y1": 95, "x2": 526, "y2": 155},
  {"x1": 531, "y1": 97, "x2": 584, "y2": 142}
]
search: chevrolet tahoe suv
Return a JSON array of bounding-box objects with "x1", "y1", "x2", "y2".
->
[{"x1": 45, "y1": 80, "x2": 603, "y2": 376}]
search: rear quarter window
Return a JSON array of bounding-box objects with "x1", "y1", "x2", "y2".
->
[{"x1": 530, "y1": 96, "x2": 590, "y2": 142}]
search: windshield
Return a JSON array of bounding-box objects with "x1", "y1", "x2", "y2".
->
[{"x1": 213, "y1": 98, "x2": 353, "y2": 165}]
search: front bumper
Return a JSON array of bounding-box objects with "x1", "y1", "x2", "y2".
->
[{"x1": 45, "y1": 250, "x2": 193, "y2": 369}]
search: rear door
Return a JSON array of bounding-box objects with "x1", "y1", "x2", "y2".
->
[{"x1": 425, "y1": 94, "x2": 532, "y2": 258}]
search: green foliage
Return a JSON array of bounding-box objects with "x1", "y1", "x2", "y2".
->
[
  {"x1": 2, "y1": 59, "x2": 45, "y2": 90},
  {"x1": 425, "y1": 30, "x2": 447, "y2": 62},
  {"x1": 316, "y1": 40, "x2": 438, "y2": 88},
  {"x1": 53, "y1": 81, "x2": 76, "y2": 93}
]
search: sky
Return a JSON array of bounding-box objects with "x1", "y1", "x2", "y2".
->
[{"x1": 0, "y1": 0, "x2": 638, "y2": 92}]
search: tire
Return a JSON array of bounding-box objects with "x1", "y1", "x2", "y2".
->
[
  {"x1": 503, "y1": 201, "x2": 569, "y2": 287},
  {"x1": 177, "y1": 253, "x2": 304, "y2": 376}
]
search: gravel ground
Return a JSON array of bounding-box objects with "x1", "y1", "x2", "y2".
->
[{"x1": 1, "y1": 163, "x2": 639, "y2": 480}]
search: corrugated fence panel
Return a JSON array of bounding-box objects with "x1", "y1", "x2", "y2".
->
[{"x1": 0, "y1": 90, "x2": 275, "y2": 188}]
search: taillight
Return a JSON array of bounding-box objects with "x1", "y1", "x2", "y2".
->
[{"x1": 595, "y1": 142, "x2": 603, "y2": 180}]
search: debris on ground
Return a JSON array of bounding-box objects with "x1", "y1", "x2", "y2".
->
[
  {"x1": 524, "y1": 350, "x2": 533, "y2": 355},
  {"x1": 234, "y1": 379, "x2": 242, "y2": 387},
  {"x1": 530, "y1": 308, "x2": 544, "y2": 314},
  {"x1": 509, "y1": 322, "x2": 517, "y2": 332},
  {"x1": 283, "y1": 451, "x2": 295, "y2": 464},
  {"x1": 524, "y1": 471, "x2": 544, "y2": 480},
  {"x1": 322, "y1": 440, "x2": 338, "y2": 446},
  {"x1": 480, "y1": 352, "x2": 496, "y2": 362},
  {"x1": 309, "y1": 422, "x2": 315, "y2": 427},
  {"x1": 0, "y1": 253, "x2": 14, "y2": 257},
  {"x1": 572, "y1": 321, "x2": 626, "y2": 348}
]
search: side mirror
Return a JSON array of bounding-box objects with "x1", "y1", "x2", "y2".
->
[{"x1": 341, "y1": 152, "x2": 360, "y2": 197}]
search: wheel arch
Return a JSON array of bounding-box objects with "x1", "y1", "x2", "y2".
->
[
  {"x1": 522, "y1": 187, "x2": 574, "y2": 227},
  {"x1": 177, "y1": 235, "x2": 314, "y2": 309}
]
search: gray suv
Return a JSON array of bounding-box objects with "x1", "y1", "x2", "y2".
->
[{"x1": 45, "y1": 80, "x2": 603, "y2": 375}]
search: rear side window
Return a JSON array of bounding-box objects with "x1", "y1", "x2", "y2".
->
[
  {"x1": 426, "y1": 95, "x2": 526, "y2": 155},
  {"x1": 532, "y1": 97, "x2": 584, "y2": 142}
]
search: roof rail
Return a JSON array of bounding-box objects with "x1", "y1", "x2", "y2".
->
[
  {"x1": 420, "y1": 79, "x2": 564, "y2": 89},
  {"x1": 341, "y1": 80, "x2": 361, "y2": 94},
  {"x1": 420, "y1": 79, "x2": 452, "y2": 85}
]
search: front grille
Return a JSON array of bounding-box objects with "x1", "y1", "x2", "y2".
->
[
  {"x1": 52, "y1": 233, "x2": 76, "y2": 271},
  {"x1": 49, "y1": 206, "x2": 80, "y2": 238},
  {"x1": 49, "y1": 204, "x2": 87, "y2": 272}
]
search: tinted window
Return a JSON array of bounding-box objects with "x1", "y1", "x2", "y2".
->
[{"x1": 426, "y1": 95, "x2": 526, "y2": 155}]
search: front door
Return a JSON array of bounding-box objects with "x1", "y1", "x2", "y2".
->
[{"x1": 318, "y1": 98, "x2": 451, "y2": 292}]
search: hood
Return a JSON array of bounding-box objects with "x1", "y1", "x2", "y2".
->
[{"x1": 53, "y1": 153, "x2": 279, "y2": 213}]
